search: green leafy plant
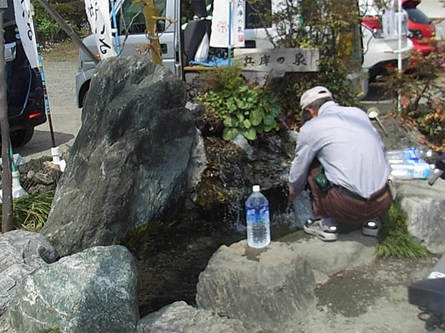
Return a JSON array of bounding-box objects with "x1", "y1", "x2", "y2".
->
[
  {"x1": 247, "y1": 0, "x2": 363, "y2": 128},
  {"x1": 33, "y1": 1, "x2": 88, "y2": 42},
  {"x1": 0, "y1": 191, "x2": 54, "y2": 232},
  {"x1": 198, "y1": 65, "x2": 281, "y2": 141},
  {"x1": 376, "y1": 202, "x2": 428, "y2": 258},
  {"x1": 33, "y1": 1, "x2": 61, "y2": 42}
]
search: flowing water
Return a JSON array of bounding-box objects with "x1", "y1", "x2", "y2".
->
[{"x1": 133, "y1": 184, "x2": 313, "y2": 316}]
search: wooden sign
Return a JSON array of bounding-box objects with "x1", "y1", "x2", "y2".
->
[{"x1": 234, "y1": 48, "x2": 319, "y2": 72}]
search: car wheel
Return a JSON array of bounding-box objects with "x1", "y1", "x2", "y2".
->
[{"x1": 11, "y1": 126, "x2": 35, "y2": 148}]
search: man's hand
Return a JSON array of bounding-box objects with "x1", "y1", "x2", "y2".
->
[{"x1": 288, "y1": 184, "x2": 296, "y2": 202}]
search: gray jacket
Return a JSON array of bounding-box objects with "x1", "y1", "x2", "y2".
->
[{"x1": 289, "y1": 101, "x2": 389, "y2": 198}]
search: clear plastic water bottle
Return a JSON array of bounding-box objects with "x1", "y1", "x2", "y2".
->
[
  {"x1": 245, "y1": 185, "x2": 270, "y2": 248},
  {"x1": 390, "y1": 162, "x2": 433, "y2": 179},
  {"x1": 385, "y1": 148, "x2": 432, "y2": 164}
]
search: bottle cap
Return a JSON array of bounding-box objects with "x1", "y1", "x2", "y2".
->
[{"x1": 252, "y1": 185, "x2": 260, "y2": 192}]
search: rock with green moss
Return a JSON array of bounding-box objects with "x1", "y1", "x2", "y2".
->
[
  {"x1": 7, "y1": 246, "x2": 138, "y2": 333},
  {"x1": 41, "y1": 56, "x2": 196, "y2": 257}
]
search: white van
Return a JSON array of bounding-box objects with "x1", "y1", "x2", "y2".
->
[{"x1": 75, "y1": 0, "x2": 369, "y2": 107}]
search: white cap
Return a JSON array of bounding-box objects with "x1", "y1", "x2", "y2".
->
[
  {"x1": 252, "y1": 185, "x2": 260, "y2": 192},
  {"x1": 300, "y1": 86, "x2": 332, "y2": 110}
]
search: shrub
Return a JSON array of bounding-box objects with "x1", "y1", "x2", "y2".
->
[
  {"x1": 198, "y1": 65, "x2": 281, "y2": 141},
  {"x1": 33, "y1": 0, "x2": 88, "y2": 42},
  {"x1": 33, "y1": 1, "x2": 61, "y2": 42}
]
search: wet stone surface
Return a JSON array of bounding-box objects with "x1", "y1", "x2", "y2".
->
[
  {"x1": 315, "y1": 256, "x2": 439, "y2": 319},
  {"x1": 316, "y1": 269, "x2": 385, "y2": 317}
]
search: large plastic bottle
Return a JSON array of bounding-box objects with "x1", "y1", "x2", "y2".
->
[
  {"x1": 385, "y1": 148, "x2": 432, "y2": 164},
  {"x1": 245, "y1": 185, "x2": 270, "y2": 248},
  {"x1": 390, "y1": 162, "x2": 433, "y2": 180}
]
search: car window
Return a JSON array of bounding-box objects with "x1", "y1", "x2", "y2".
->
[
  {"x1": 119, "y1": 0, "x2": 167, "y2": 35},
  {"x1": 245, "y1": 0, "x2": 272, "y2": 28},
  {"x1": 405, "y1": 8, "x2": 431, "y2": 25}
]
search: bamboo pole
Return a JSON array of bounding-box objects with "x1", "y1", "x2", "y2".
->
[
  {"x1": 140, "y1": 0, "x2": 162, "y2": 65},
  {"x1": 0, "y1": 8, "x2": 13, "y2": 232}
]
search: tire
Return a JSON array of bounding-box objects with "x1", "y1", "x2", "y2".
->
[{"x1": 11, "y1": 126, "x2": 34, "y2": 148}]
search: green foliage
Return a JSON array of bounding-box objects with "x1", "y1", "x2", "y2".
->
[
  {"x1": 33, "y1": 1, "x2": 60, "y2": 42},
  {"x1": 198, "y1": 65, "x2": 281, "y2": 141},
  {"x1": 0, "y1": 191, "x2": 54, "y2": 232},
  {"x1": 376, "y1": 202, "x2": 428, "y2": 258},
  {"x1": 247, "y1": 0, "x2": 363, "y2": 127},
  {"x1": 33, "y1": 1, "x2": 88, "y2": 42}
]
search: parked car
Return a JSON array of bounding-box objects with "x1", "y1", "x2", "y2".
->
[
  {"x1": 3, "y1": 3, "x2": 47, "y2": 147},
  {"x1": 361, "y1": 15, "x2": 413, "y2": 81},
  {"x1": 402, "y1": 0, "x2": 436, "y2": 55}
]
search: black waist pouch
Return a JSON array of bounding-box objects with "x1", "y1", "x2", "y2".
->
[{"x1": 314, "y1": 165, "x2": 331, "y2": 192}]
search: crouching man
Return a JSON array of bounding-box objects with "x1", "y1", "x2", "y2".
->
[{"x1": 288, "y1": 86, "x2": 392, "y2": 241}]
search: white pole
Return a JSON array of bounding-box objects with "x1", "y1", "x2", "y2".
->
[
  {"x1": 228, "y1": 0, "x2": 233, "y2": 60},
  {"x1": 111, "y1": 0, "x2": 121, "y2": 55}
]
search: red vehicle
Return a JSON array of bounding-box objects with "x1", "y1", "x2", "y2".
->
[{"x1": 402, "y1": 0, "x2": 436, "y2": 55}]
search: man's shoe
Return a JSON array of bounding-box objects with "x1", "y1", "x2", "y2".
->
[
  {"x1": 362, "y1": 219, "x2": 381, "y2": 237},
  {"x1": 304, "y1": 218, "x2": 338, "y2": 242}
]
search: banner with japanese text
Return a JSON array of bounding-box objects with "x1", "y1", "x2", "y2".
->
[
  {"x1": 13, "y1": 0, "x2": 39, "y2": 68},
  {"x1": 84, "y1": 0, "x2": 116, "y2": 59},
  {"x1": 210, "y1": 0, "x2": 245, "y2": 48}
]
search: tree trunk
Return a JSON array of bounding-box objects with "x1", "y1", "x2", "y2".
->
[{"x1": 0, "y1": 9, "x2": 13, "y2": 232}]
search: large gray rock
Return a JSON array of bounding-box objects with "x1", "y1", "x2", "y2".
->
[
  {"x1": 41, "y1": 55, "x2": 197, "y2": 256},
  {"x1": 0, "y1": 231, "x2": 57, "y2": 317},
  {"x1": 7, "y1": 246, "x2": 138, "y2": 333},
  {"x1": 137, "y1": 301, "x2": 247, "y2": 333},
  {"x1": 196, "y1": 240, "x2": 316, "y2": 332},
  {"x1": 377, "y1": 117, "x2": 429, "y2": 152},
  {"x1": 280, "y1": 231, "x2": 378, "y2": 283},
  {"x1": 196, "y1": 235, "x2": 376, "y2": 332},
  {"x1": 393, "y1": 179, "x2": 445, "y2": 254}
]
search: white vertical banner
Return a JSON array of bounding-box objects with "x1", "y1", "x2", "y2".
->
[
  {"x1": 13, "y1": 0, "x2": 39, "y2": 68},
  {"x1": 210, "y1": 0, "x2": 245, "y2": 48},
  {"x1": 84, "y1": 0, "x2": 116, "y2": 59}
]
